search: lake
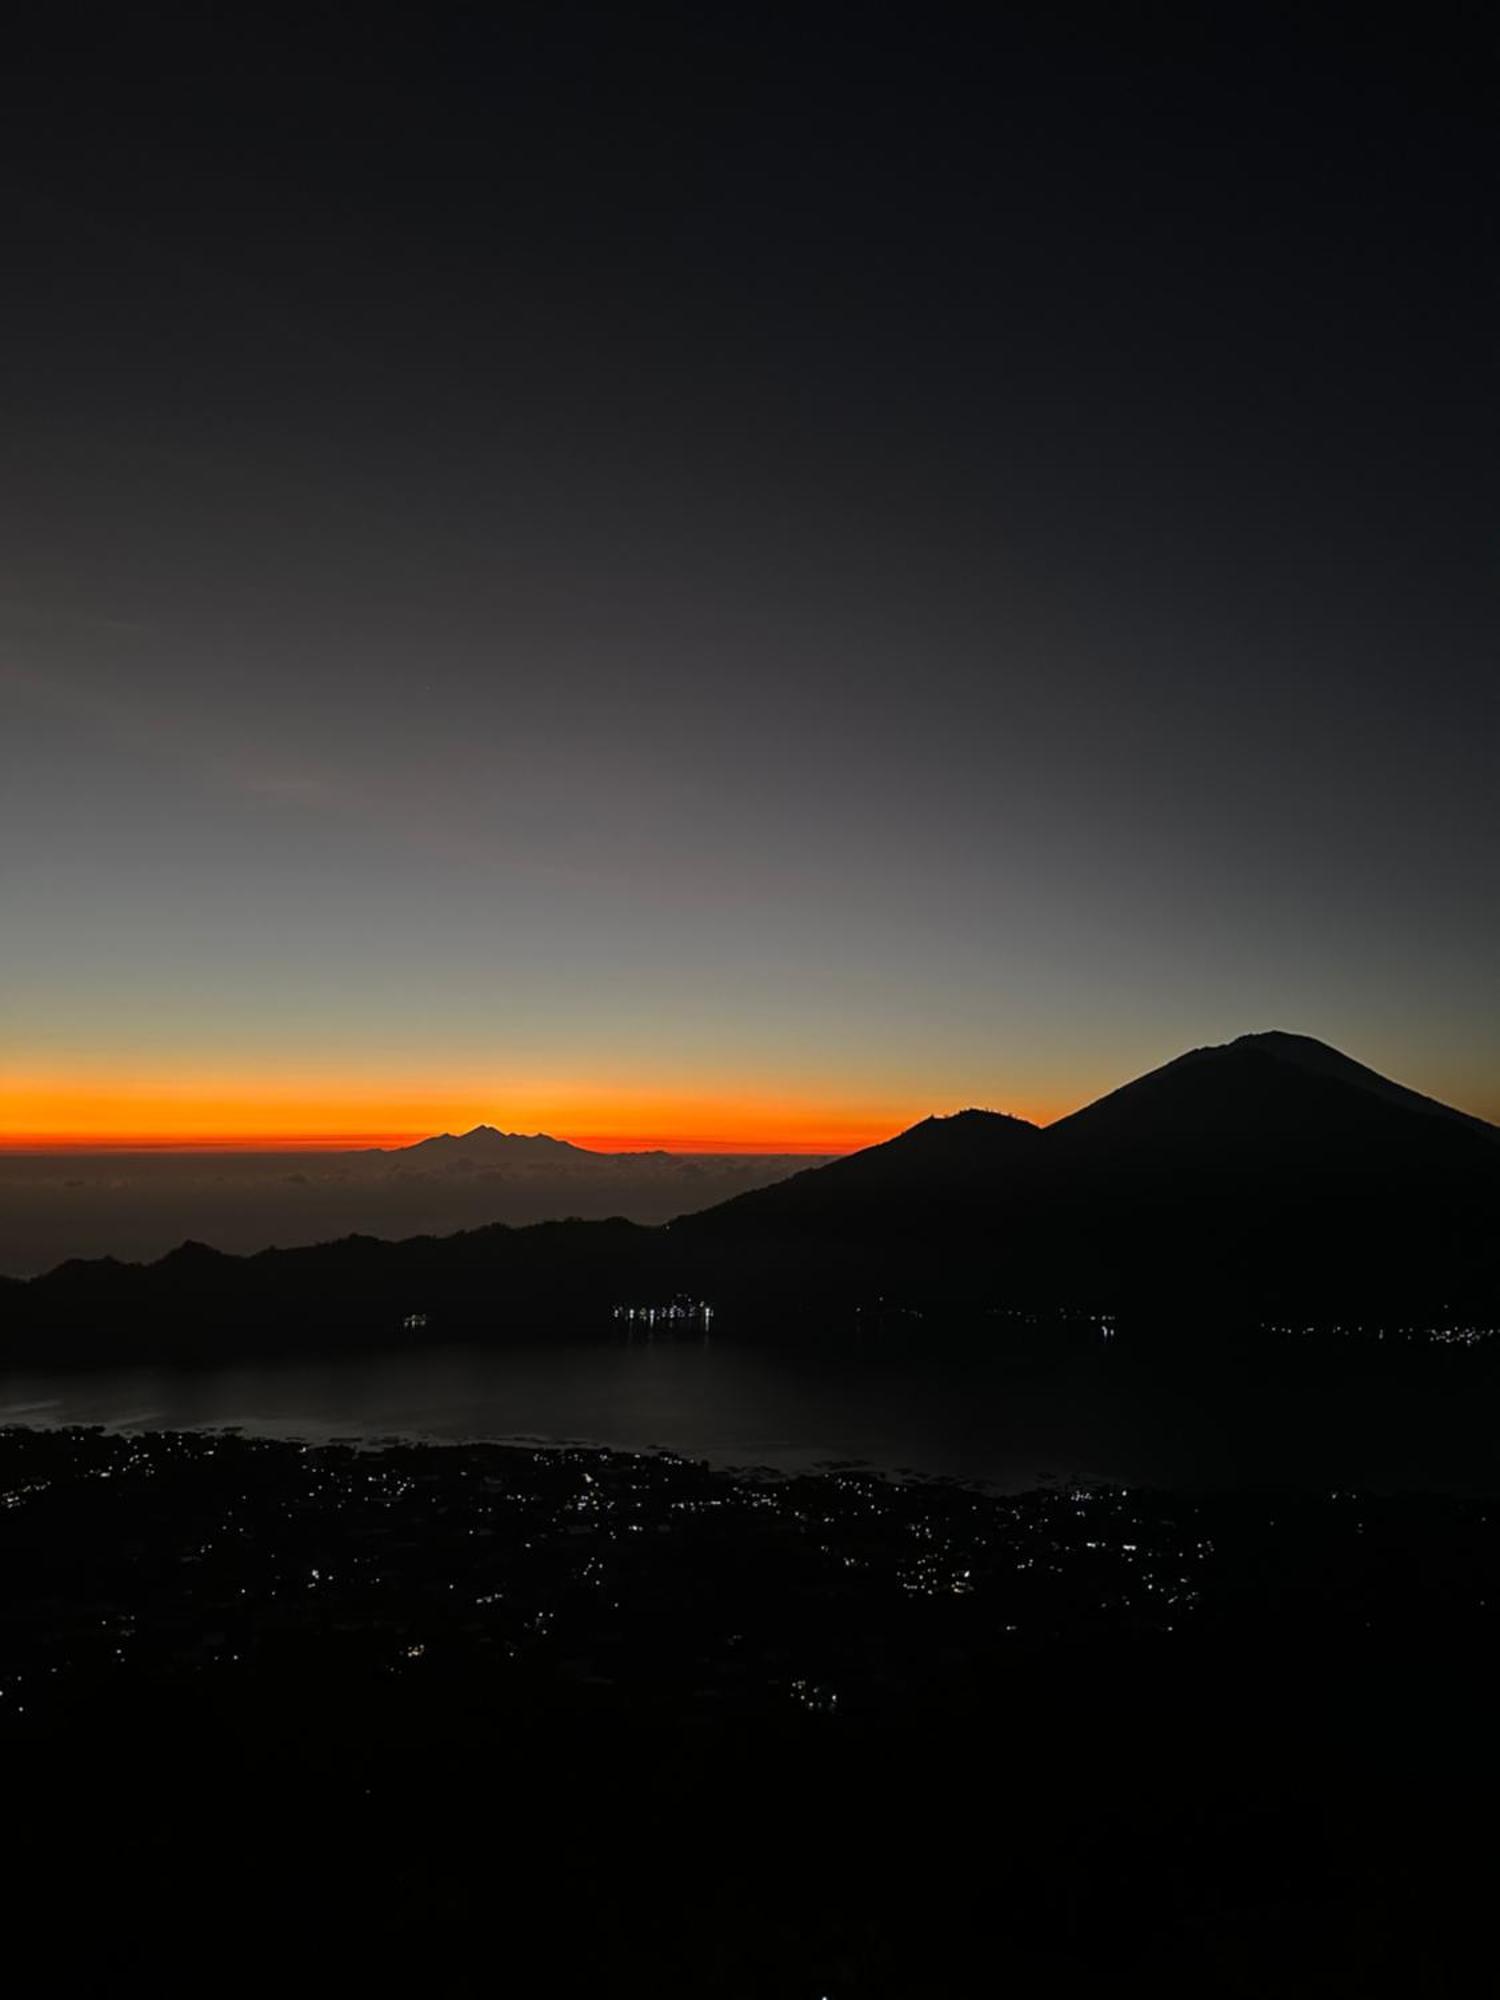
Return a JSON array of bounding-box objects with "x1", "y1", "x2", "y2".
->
[{"x1": 2, "y1": 1332, "x2": 1495, "y2": 1490}]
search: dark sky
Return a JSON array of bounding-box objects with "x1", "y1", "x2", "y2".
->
[{"x1": 3, "y1": 6, "x2": 1496, "y2": 1142}]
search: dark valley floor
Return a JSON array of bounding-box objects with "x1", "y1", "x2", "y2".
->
[{"x1": 3, "y1": 1425, "x2": 1495, "y2": 1995}]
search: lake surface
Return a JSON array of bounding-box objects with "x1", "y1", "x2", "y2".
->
[{"x1": 2, "y1": 1335, "x2": 1496, "y2": 1491}]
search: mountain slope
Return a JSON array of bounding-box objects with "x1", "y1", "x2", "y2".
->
[{"x1": 678, "y1": 1108, "x2": 1041, "y2": 1236}]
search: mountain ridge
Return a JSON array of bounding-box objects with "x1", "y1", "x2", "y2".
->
[
  {"x1": 5, "y1": 1034, "x2": 1498, "y2": 1358},
  {"x1": 386, "y1": 1125, "x2": 593, "y2": 1161},
  {"x1": 669, "y1": 1033, "x2": 1500, "y2": 1310}
]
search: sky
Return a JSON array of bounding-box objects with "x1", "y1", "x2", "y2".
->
[{"x1": 2, "y1": 7, "x2": 1496, "y2": 1148}]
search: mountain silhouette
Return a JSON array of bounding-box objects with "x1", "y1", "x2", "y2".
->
[
  {"x1": 1048, "y1": 1032, "x2": 1500, "y2": 1160},
  {"x1": 675, "y1": 1034, "x2": 1500, "y2": 1313},
  {"x1": 382, "y1": 1126, "x2": 592, "y2": 1163},
  {"x1": 681, "y1": 1108, "x2": 1041, "y2": 1235},
  {"x1": 665, "y1": 1107, "x2": 1044, "y2": 1304},
  {"x1": 5, "y1": 1034, "x2": 1498, "y2": 1361},
  {"x1": 1029, "y1": 1033, "x2": 1500, "y2": 1307}
]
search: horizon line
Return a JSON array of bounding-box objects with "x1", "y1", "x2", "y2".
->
[{"x1": 0, "y1": 1131, "x2": 861, "y2": 1157}]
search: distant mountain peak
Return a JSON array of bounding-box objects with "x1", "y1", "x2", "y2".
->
[
  {"x1": 396, "y1": 1126, "x2": 587, "y2": 1159},
  {"x1": 157, "y1": 1239, "x2": 233, "y2": 1270}
]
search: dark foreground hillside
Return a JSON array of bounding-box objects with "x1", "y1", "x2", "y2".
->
[{"x1": 3, "y1": 1425, "x2": 1497, "y2": 1996}]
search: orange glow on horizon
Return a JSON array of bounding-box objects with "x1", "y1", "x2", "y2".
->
[
  {"x1": 0, "y1": 1071, "x2": 1065, "y2": 1155},
  {"x1": 0, "y1": 1130, "x2": 864, "y2": 1156}
]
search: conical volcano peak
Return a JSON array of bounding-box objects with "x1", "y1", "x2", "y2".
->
[
  {"x1": 1227, "y1": 1030, "x2": 1343, "y2": 1056},
  {"x1": 1218, "y1": 1030, "x2": 1399, "y2": 1073},
  {"x1": 1158, "y1": 1030, "x2": 1354, "y2": 1072},
  {"x1": 1049, "y1": 1030, "x2": 1497, "y2": 1150}
]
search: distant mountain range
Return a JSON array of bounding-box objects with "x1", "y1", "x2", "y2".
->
[
  {"x1": 375, "y1": 1125, "x2": 679, "y2": 1165},
  {"x1": 0, "y1": 1134, "x2": 833, "y2": 1276},
  {"x1": 4, "y1": 1033, "x2": 1498, "y2": 1362}
]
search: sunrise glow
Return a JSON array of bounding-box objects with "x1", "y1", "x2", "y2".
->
[{"x1": 0, "y1": 1069, "x2": 1067, "y2": 1154}]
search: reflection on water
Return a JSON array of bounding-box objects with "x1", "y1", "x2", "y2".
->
[
  {"x1": 1, "y1": 1336, "x2": 1496, "y2": 1490},
  {"x1": 0, "y1": 1342, "x2": 1103, "y2": 1488}
]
